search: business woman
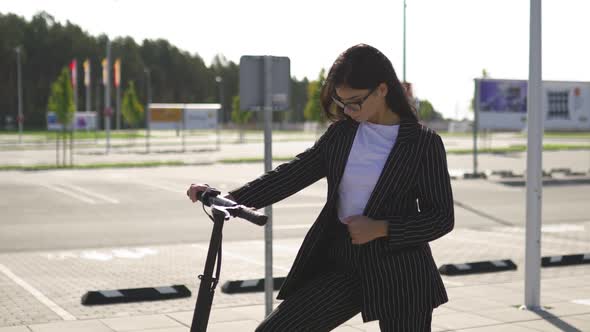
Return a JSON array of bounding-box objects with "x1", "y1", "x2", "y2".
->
[{"x1": 187, "y1": 44, "x2": 454, "y2": 331}]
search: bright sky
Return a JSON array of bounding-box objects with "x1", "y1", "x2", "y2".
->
[{"x1": 2, "y1": 0, "x2": 589, "y2": 120}]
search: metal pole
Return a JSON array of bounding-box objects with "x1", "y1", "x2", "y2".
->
[
  {"x1": 145, "y1": 68, "x2": 151, "y2": 154},
  {"x1": 403, "y1": 0, "x2": 407, "y2": 82},
  {"x1": 86, "y1": 61, "x2": 91, "y2": 113},
  {"x1": 263, "y1": 56, "x2": 274, "y2": 316},
  {"x1": 216, "y1": 76, "x2": 223, "y2": 151},
  {"x1": 16, "y1": 46, "x2": 23, "y2": 143},
  {"x1": 473, "y1": 80, "x2": 479, "y2": 176},
  {"x1": 105, "y1": 39, "x2": 111, "y2": 154},
  {"x1": 524, "y1": 0, "x2": 542, "y2": 310},
  {"x1": 71, "y1": 59, "x2": 76, "y2": 167},
  {"x1": 117, "y1": 68, "x2": 121, "y2": 130}
]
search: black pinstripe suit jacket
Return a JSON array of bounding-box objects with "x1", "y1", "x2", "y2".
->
[{"x1": 229, "y1": 118, "x2": 454, "y2": 321}]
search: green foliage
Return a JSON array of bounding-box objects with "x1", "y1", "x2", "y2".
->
[
  {"x1": 47, "y1": 67, "x2": 75, "y2": 126},
  {"x1": 231, "y1": 96, "x2": 252, "y2": 124},
  {"x1": 121, "y1": 81, "x2": 144, "y2": 127},
  {"x1": 304, "y1": 69, "x2": 325, "y2": 123},
  {"x1": 417, "y1": 99, "x2": 444, "y2": 122},
  {"x1": 0, "y1": 12, "x2": 311, "y2": 129}
]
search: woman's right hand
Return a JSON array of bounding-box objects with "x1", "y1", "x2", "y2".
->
[{"x1": 186, "y1": 183, "x2": 209, "y2": 203}]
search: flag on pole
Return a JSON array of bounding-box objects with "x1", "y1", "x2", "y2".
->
[
  {"x1": 83, "y1": 59, "x2": 91, "y2": 87},
  {"x1": 69, "y1": 59, "x2": 77, "y2": 86},
  {"x1": 114, "y1": 58, "x2": 121, "y2": 88},
  {"x1": 102, "y1": 58, "x2": 108, "y2": 85}
]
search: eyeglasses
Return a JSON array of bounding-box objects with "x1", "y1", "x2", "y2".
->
[{"x1": 332, "y1": 88, "x2": 376, "y2": 113}]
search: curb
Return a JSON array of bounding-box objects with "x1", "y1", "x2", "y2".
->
[
  {"x1": 81, "y1": 285, "x2": 191, "y2": 305},
  {"x1": 541, "y1": 253, "x2": 590, "y2": 267},
  {"x1": 438, "y1": 259, "x2": 517, "y2": 276},
  {"x1": 221, "y1": 277, "x2": 286, "y2": 294}
]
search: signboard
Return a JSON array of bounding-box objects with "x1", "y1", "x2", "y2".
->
[
  {"x1": 184, "y1": 107, "x2": 218, "y2": 130},
  {"x1": 239, "y1": 56, "x2": 290, "y2": 111},
  {"x1": 147, "y1": 103, "x2": 220, "y2": 130},
  {"x1": 47, "y1": 112, "x2": 97, "y2": 131},
  {"x1": 475, "y1": 79, "x2": 590, "y2": 130}
]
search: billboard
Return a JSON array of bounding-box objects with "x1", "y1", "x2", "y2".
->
[
  {"x1": 475, "y1": 79, "x2": 590, "y2": 130},
  {"x1": 47, "y1": 112, "x2": 98, "y2": 131},
  {"x1": 147, "y1": 104, "x2": 220, "y2": 130}
]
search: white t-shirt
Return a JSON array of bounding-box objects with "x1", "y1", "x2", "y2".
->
[{"x1": 337, "y1": 121, "x2": 400, "y2": 223}]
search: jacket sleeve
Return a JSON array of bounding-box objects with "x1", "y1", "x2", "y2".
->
[
  {"x1": 385, "y1": 133, "x2": 454, "y2": 247},
  {"x1": 227, "y1": 122, "x2": 339, "y2": 209}
]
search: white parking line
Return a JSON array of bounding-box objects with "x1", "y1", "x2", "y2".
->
[
  {"x1": 40, "y1": 183, "x2": 96, "y2": 204},
  {"x1": 60, "y1": 183, "x2": 119, "y2": 204},
  {"x1": 192, "y1": 244, "x2": 291, "y2": 272},
  {"x1": 274, "y1": 224, "x2": 313, "y2": 230},
  {"x1": 140, "y1": 182, "x2": 184, "y2": 194},
  {"x1": 0, "y1": 263, "x2": 76, "y2": 321}
]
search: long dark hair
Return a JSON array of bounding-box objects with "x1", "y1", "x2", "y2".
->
[{"x1": 320, "y1": 44, "x2": 418, "y2": 122}]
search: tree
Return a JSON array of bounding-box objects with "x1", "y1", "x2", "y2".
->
[
  {"x1": 231, "y1": 95, "x2": 252, "y2": 143},
  {"x1": 417, "y1": 99, "x2": 444, "y2": 122},
  {"x1": 121, "y1": 81, "x2": 144, "y2": 128},
  {"x1": 47, "y1": 67, "x2": 74, "y2": 166},
  {"x1": 304, "y1": 69, "x2": 326, "y2": 123}
]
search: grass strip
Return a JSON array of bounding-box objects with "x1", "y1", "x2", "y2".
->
[{"x1": 0, "y1": 160, "x2": 188, "y2": 171}]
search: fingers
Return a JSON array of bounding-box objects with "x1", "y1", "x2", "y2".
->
[{"x1": 186, "y1": 184, "x2": 209, "y2": 203}]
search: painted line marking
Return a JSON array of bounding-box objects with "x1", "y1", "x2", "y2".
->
[
  {"x1": 0, "y1": 263, "x2": 76, "y2": 321},
  {"x1": 40, "y1": 183, "x2": 96, "y2": 204},
  {"x1": 572, "y1": 299, "x2": 590, "y2": 306},
  {"x1": 140, "y1": 182, "x2": 184, "y2": 193},
  {"x1": 60, "y1": 183, "x2": 119, "y2": 204},
  {"x1": 274, "y1": 224, "x2": 313, "y2": 230},
  {"x1": 441, "y1": 278, "x2": 463, "y2": 286},
  {"x1": 192, "y1": 244, "x2": 291, "y2": 272},
  {"x1": 275, "y1": 203, "x2": 324, "y2": 209}
]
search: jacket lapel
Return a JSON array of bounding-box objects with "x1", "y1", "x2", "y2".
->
[
  {"x1": 330, "y1": 119, "x2": 359, "y2": 200},
  {"x1": 362, "y1": 119, "x2": 421, "y2": 217}
]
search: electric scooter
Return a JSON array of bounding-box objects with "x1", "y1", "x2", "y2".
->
[{"x1": 190, "y1": 187, "x2": 267, "y2": 332}]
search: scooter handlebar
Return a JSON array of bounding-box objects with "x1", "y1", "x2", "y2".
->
[{"x1": 196, "y1": 190, "x2": 267, "y2": 226}]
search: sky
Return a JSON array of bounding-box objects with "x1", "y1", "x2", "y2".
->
[{"x1": 2, "y1": 0, "x2": 589, "y2": 120}]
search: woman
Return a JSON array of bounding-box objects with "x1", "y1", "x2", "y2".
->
[{"x1": 187, "y1": 44, "x2": 454, "y2": 331}]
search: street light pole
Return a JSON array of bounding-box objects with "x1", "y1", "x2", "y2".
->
[
  {"x1": 145, "y1": 68, "x2": 151, "y2": 153},
  {"x1": 524, "y1": 0, "x2": 543, "y2": 310},
  {"x1": 105, "y1": 38, "x2": 112, "y2": 154},
  {"x1": 15, "y1": 46, "x2": 23, "y2": 143},
  {"x1": 403, "y1": 0, "x2": 407, "y2": 82},
  {"x1": 215, "y1": 76, "x2": 223, "y2": 151}
]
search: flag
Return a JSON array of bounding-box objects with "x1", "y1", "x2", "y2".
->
[
  {"x1": 69, "y1": 59, "x2": 77, "y2": 86},
  {"x1": 83, "y1": 59, "x2": 90, "y2": 87},
  {"x1": 114, "y1": 58, "x2": 121, "y2": 88},
  {"x1": 102, "y1": 58, "x2": 108, "y2": 85}
]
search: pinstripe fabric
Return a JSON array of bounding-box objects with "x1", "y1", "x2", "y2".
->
[
  {"x1": 255, "y1": 270, "x2": 361, "y2": 331},
  {"x1": 229, "y1": 118, "x2": 454, "y2": 323}
]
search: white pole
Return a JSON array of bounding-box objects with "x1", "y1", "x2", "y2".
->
[
  {"x1": 16, "y1": 46, "x2": 23, "y2": 143},
  {"x1": 263, "y1": 56, "x2": 274, "y2": 316},
  {"x1": 524, "y1": 0, "x2": 543, "y2": 310},
  {"x1": 105, "y1": 39, "x2": 112, "y2": 154},
  {"x1": 403, "y1": 0, "x2": 407, "y2": 82}
]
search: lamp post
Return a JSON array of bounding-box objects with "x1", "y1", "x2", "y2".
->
[
  {"x1": 15, "y1": 46, "x2": 23, "y2": 143},
  {"x1": 215, "y1": 76, "x2": 223, "y2": 150},
  {"x1": 144, "y1": 68, "x2": 151, "y2": 153},
  {"x1": 403, "y1": 0, "x2": 407, "y2": 82}
]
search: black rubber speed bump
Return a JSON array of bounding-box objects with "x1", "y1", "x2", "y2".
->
[
  {"x1": 81, "y1": 285, "x2": 191, "y2": 305},
  {"x1": 222, "y1": 277, "x2": 286, "y2": 294},
  {"x1": 542, "y1": 253, "x2": 590, "y2": 268},
  {"x1": 439, "y1": 259, "x2": 517, "y2": 276}
]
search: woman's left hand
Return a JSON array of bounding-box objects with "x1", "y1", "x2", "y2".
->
[{"x1": 343, "y1": 215, "x2": 388, "y2": 245}]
